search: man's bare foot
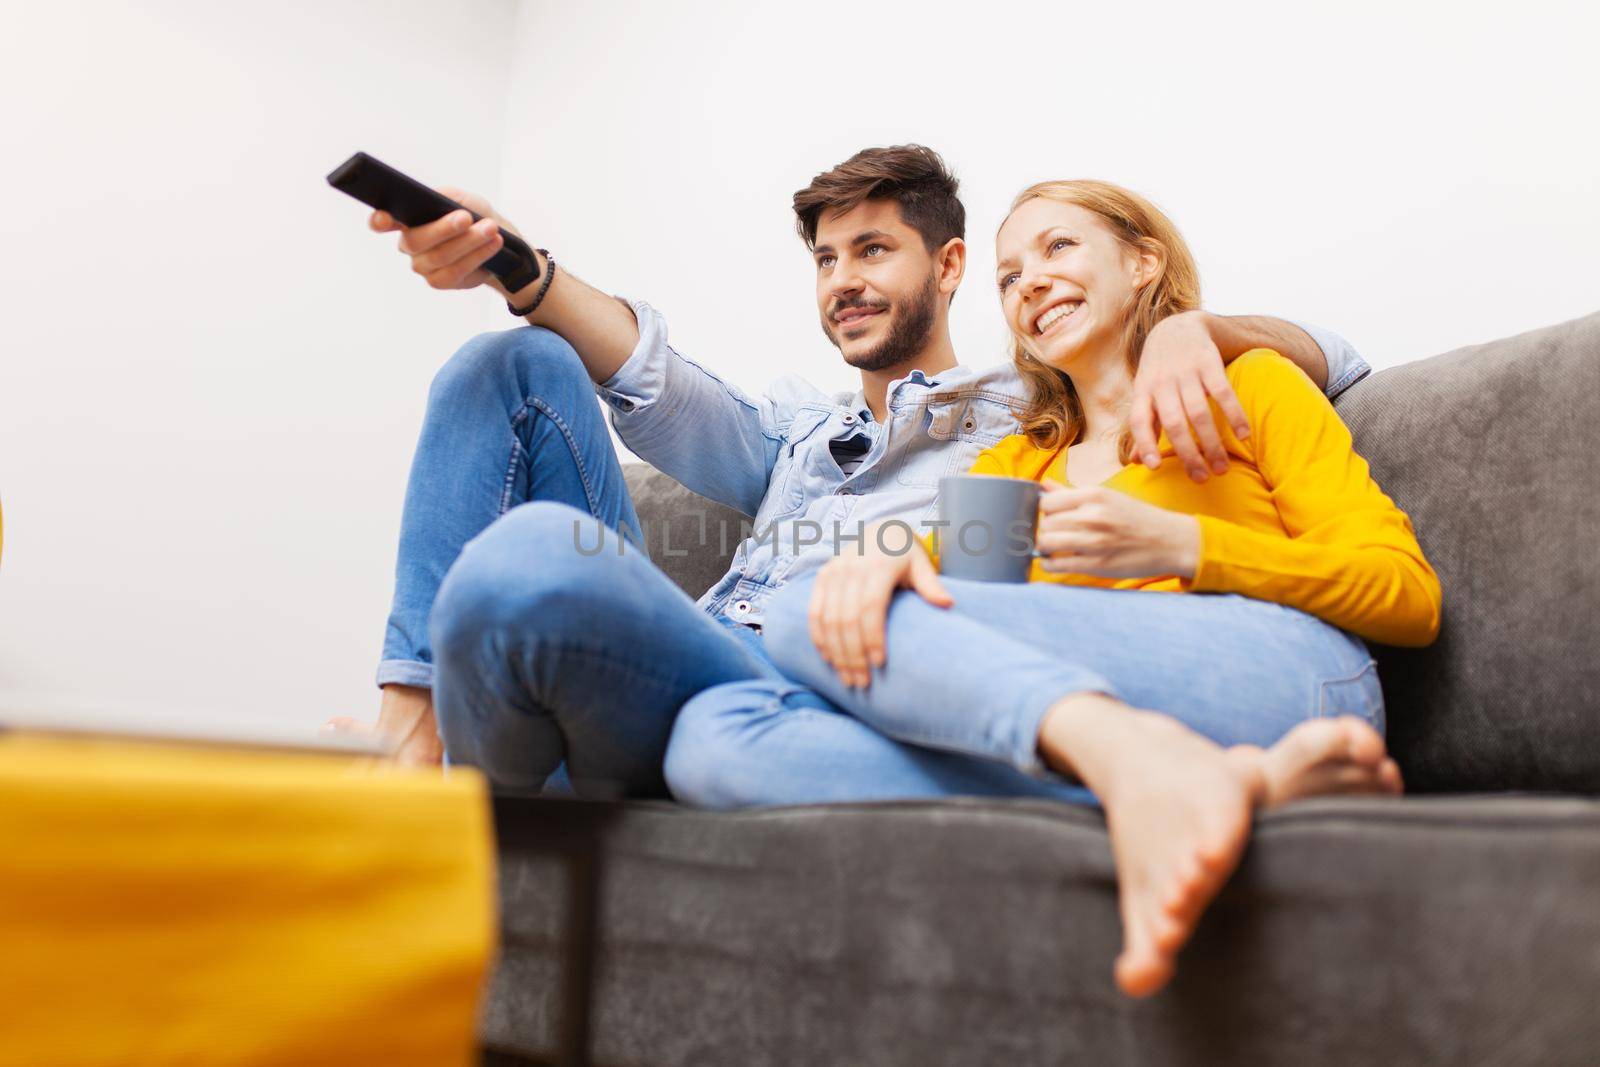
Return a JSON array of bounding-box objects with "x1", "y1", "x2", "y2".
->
[
  {"x1": 321, "y1": 684, "x2": 444, "y2": 767},
  {"x1": 1037, "y1": 694, "x2": 1265, "y2": 998},
  {"x1": 1255, "y1": 716, "x2": 1402, "y2": 807}
]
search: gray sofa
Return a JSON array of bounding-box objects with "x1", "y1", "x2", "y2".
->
[{"x1": 479, "y1": 312, "x2": 1600, "y2": 1066}]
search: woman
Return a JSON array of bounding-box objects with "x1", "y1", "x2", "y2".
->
[{"x1": 668, "y1": 180, "x2": 1442, "y2": 997}]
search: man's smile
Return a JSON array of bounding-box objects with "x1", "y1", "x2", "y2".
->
[{"x1": 834, "y1": 306, "x2": 886, "y2": 331}]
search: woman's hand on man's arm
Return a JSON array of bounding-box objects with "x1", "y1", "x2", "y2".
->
[{"x1": 808, "y1": 525, "x2": 953, "y2": 689}]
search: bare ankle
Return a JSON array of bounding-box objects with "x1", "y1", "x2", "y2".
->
[
  {"x1": 378, "y1": 684, "x2": 433, "y2": 731},
  {"x1": 1036, "y1": 691, "x2": 1135, "y2": 788},
  {"x1": 376, "y1": 684, "x2": 443, "y2": 766}
]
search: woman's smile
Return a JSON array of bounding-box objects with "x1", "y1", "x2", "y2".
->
[{"x1": 1032, "y1": 299, "x2": 1084, "y2": 337}]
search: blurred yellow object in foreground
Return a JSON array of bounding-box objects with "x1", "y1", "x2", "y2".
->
[{"x1": 0, "y1": 733, "x2": 495, "y2": 1066}]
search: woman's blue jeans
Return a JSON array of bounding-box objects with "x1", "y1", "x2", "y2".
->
[{"x1": 663, "y1": 577, "x2": 1384, "y2": 810}]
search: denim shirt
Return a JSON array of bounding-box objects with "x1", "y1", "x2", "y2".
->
[{"x1": 596, "y1": 300, "x2": 1371, "y2": 629}]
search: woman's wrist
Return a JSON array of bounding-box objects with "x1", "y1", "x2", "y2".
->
[{"x1": 1169, "y1": 513, "x2": 1202, "y2": 578}]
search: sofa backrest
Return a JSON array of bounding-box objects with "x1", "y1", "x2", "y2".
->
[
  {"x1": 1334, "y1": 311, "x2": 1600, "y2": 793},
  {"x1": 622, "y1": 464, "x2": 748, "y2": 599},
  {"x1": 626, "y1": 310, "x2": 1600, "y2": 795}
]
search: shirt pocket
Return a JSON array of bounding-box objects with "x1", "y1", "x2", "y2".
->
[
  {"x1": 754, "y1": 408, "x2": 831, "y2": 526},
  {"x1": 895, "y1": 393, "x2": 1013, "y2": 489}
]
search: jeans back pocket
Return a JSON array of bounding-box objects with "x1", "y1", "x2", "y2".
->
[{"x1": 1317, "y1": 659, "x2": 1386, "y2": 735}]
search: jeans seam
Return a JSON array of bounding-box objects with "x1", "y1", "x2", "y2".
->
[
  {"x1": 502, "y1": 395, "x2": 603, "y2": 519},
  {"x1": 497, "y1": 641, "x2": 756, "y2": 712},
  {"x1": 1316, "y1": 659, "x2": 1381, "y2": 720},
  {"x1": 766, "y1": 691, "x2": 841, "y2": 724}
]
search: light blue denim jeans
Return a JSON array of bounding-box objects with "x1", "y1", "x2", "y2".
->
[
  {"x1": 664, "y1": 576, "x2": 1383, "y2": 810},
  {"x1": 376, "y1": 326, "x2": 779, "y2": 796}
]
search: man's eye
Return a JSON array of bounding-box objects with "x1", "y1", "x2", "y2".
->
[
  {"x1": 818, "y1": 255, "x2": 835, "y2": 269},
  {"x1": 1049, "y1": 238, "x2": 1076, "y2": 254},
  {"x1": 865, "y1": 244, "x2": 886, "y2": 257}
]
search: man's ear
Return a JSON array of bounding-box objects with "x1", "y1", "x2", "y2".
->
[{"x1": 937, "y1": 237, "x2": 966, "y2": 299}]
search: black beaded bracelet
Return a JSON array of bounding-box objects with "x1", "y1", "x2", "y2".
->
[{"x1": 507, "y1": 249, "x2": 555, "y2": 317}]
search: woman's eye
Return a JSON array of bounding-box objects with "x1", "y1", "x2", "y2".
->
[
  {"x1": 1050, "y1": 238, "x2": 1075, "y2": 254},
  {"x1": 998, "y1": 274, "x2": 1018, "y2": 292}
]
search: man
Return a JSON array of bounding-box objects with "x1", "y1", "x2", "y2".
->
[{"x1": 349, "y1": 145, "x2": 1370, "y2": 796}]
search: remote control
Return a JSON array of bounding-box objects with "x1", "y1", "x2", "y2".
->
[{"x1": 326, "y1": 151, "x2": 540, "y2": 293}]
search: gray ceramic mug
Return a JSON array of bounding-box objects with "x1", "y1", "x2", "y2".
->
[{"x1": 935, "y1": 475, "x2": 1041, "y2": 582}]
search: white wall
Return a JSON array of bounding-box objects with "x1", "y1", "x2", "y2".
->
[
  {"x1": 2, "y1": 0, "x2": 1596, "y2": 730},
  {"x1": 500, "y1": 0, "x2": 1600, "y2": 403},
  {"x1": 0, "y1": 2, "x2": 517, "y2": 726}
]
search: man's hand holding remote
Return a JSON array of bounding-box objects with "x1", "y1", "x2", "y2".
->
[
  {"x1": 368, "y1": 186, "x2": 541, "y2": 301},
  {"x1": 367, "y1": 186, "x2": 639, "y2": 382}
]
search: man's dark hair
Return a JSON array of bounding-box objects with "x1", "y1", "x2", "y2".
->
[{"x1": 792, "y1": 144, "x2": 964, "y2": 253}]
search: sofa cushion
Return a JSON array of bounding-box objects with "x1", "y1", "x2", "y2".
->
[
  {"x1": 622, "y1": 464, "x2": 746, "y2": 600},
  {"x1": 1334, "y1": 311, "x2": 1600, "y2": 792},
  {"x1": 481, "y1": 794, "x2": 1600, "y2": 1066}
]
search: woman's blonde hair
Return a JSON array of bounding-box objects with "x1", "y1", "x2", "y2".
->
[{"x1": 1005, "y1": 180, "x2": 1201, "y2": 460}]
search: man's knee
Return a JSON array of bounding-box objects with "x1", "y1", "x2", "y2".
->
[
  {"x1": 429, "y1": 326, "x2": 586, "y2": 408},
  {"x1": 430, "y1": 500, "x2": 625, "y2": 655}
]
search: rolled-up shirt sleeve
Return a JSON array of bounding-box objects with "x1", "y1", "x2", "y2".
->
[
  {"x1": 595, "y1": 299, "x2": 788, "y2": 517},
  {"x1": 1288, "y1": 319, "x2": 1373, "y2": 400}
]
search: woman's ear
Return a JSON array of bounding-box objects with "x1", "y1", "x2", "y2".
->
[
  {"x1": 1133, "y1": 241, "x2": 1163, "y2": 288},
  {"x1": 938, "y1": 237, "x2": 966, "y2": 298}
]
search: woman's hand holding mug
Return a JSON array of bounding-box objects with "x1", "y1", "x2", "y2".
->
[
  {"x1": 1036, "y1": 478, "x2": 1201, "y2": 580},
  {"x1": 807, "y1": 523, "x2": 953, "y2": 689}
]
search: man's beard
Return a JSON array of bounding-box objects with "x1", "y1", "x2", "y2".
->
[{"x1": 824, "y1": 274, "x2": 939, "y2": 373}]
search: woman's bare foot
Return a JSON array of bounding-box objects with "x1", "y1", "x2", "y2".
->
[
  {"x1": 1037, "y1": 694, "x2": 1266, "y2": 998},
  {"x1": 321, "y1": 684, "x2": 444, "y2": 767},
  {"x1": 1256, "y1": 716, "x2": 1402, "y2": 807},
  {"x1": 1037, "y1": 702, "x2": 1404, "y2": 998}
]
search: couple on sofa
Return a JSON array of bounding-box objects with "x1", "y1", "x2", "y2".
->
[{"x1": 342, "y1": 145, "x2": 1441, "y2": 996}]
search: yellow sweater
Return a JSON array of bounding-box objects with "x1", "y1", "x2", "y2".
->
[{"x1": 964, "y1": 349, "x2": 1441, "y2": 647}]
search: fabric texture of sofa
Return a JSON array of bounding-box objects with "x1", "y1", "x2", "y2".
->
[{"x1": 479, "y1": 312, "x2": 1600, "y2": 1066}]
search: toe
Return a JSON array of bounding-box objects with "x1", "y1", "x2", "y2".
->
[
  {"x1": 1196, "y1": 803, "x2": 1251, "y2": 871},
  {"x1": 1115, "y1": 944, "x2": 1177, "y2": 998},
  {"x1": 1148, "y1": 906, "x2": 1188, "y2": 956},
  {"x1": 1114, "y1": 880, "x2": 1160, "y2": 994},
  {"x1": 1379, "y1": 758, "x2": 1404, "y2": 794},
  {"x1": 1276, "y1": 719, "x2": 1340, "y2": 773},
  {"x1": 1337, "y1": 716, "x2": 1385, "y2": 766},
  {"x1": 1160, "y1": 853, "x2": 1205, "y2": 916},
  {"x1": 1325, "y1": 764, "x2": 1390, "y2": 792},
  {"x1": 322, "y1": 716, "x2": 365, "y2": 733}
]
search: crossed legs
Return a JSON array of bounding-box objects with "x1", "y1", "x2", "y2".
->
[{"x1": 671, "y1": 576, "x2": 1400, "y2": 994}]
